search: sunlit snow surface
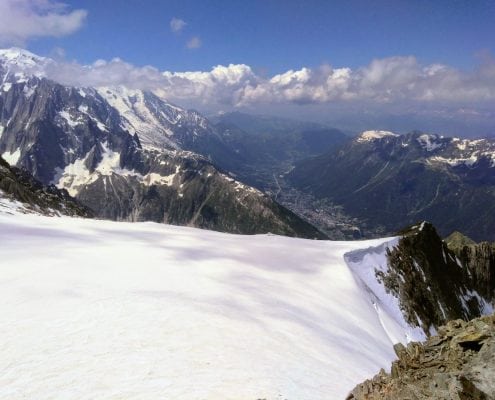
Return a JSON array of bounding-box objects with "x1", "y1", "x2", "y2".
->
[{"x1": 0, "y1": 212, "x2": 420, "y2": 399}]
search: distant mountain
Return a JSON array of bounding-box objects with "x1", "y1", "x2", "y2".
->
[
  {"x1": 211, "y1": 111, "x2": 348, "y2": 190},
  {"x1": 288, "y1": 130, "x2": 495, "y2": 241},
  {"x1": 0, "y1": 48, "x2": 324, "y2": 238},
  {"x1": 0, "y1": 155, "x2": 91, "y2": 217},
  {"x1": 210, "y1": 111, "x2": 344, "y2": 135}
]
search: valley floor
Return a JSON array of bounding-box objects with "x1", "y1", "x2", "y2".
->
[{"x1": 1, "y1": 211, "x2": 420, "y2": 399}]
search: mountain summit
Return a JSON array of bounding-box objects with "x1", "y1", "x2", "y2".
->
[{"x1": 0, "y1": 48, "x2": 324, "y2": 237}]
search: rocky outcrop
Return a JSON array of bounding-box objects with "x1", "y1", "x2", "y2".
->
[
  {"x1": 446, "y1": 232, "x2": 495, "y2": 302},
  {"x1": 346, "y1": 313, "x2": 495, "y2": 400},
  {"x1": 376, "y1": 222, "x2": 492, "y2": 334},
  {"x1": 0, "y1": 155, "x2": 91, "y2": 217},
  {"x1": 445, "y1": 231, "x2": 476, "y2": 248}
]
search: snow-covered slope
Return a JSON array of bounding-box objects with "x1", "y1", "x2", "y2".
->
[
  {"x1": 0, "y1": 47, "x2": 50, "y2": 85},
  {"x1": 356, "y1": 130, "x2": 399, "y2": 142},
  {"x1": 345, "y1": 240, "x2": 426, "y2": 344},
  {"x1": 0, "y1": 212, "x2": 422, "y2": 400},
  {"x1": 96, "y1": 86, "x2": 213, "y2": 150}
]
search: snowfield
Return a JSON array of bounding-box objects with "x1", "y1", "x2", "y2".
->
[{"x1": 0, "y1": 212, "x2": 422, "y2": 399}]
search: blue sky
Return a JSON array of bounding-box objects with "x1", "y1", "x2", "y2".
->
[{"x1": 26, "y1": 0, "x2": 495, "y2": 73}]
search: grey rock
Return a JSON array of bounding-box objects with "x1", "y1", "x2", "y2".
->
[
  {"x1": 0, "y1": 155, "x2": 91, "y2": 217},
  {"x1": 346, "y1": 313, "x2": 495, "y2": 400}
]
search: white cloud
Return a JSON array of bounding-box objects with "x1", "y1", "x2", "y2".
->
[
  {"x1": 33, "y1": 54, "x2": 495, "y2": 108},
  {"x1": 49, "y1": 46, "x2": 65, "y2": 60},
  {"x1": 0, "y1": 0, "x2": 87, "y2": 45},
  {"x1": 170, "y1": 17, "x2": 186, "y2": 34},
  {"x1": 44, "y1": 57, "x2": 165, "y2": 90},
  {"x1": 186, "y1": 36, "x2": 202, "y2": 49},
  {"x1": 14, "y1": 50, "x2": 495, "y2": 133}
]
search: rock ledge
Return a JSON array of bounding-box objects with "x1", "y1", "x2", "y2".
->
[{"x1": 347, "y1": 313, "x2": 495, "y2": 399}]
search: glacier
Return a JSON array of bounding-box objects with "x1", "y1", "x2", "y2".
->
[{"x1": 0, "y1": 208, "x2": 424, "y2": 399}]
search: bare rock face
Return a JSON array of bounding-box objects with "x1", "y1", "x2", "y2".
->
[
  {"x1": 0, "y1": 155, "x2": 92, "y2": 217},
  {"x1": 346, "y1": 313, "x2": 495, "y2": 400},
  {"x1": 446, "y1": 232, "x2": 495, "y2": 302},
  {"x1": 374, "y1": 222, "x2": 493, "y2": 335}
]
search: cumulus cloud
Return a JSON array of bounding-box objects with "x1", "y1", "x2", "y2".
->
[
  {"x1": 18, "y1": 50, "x2": 495, "y2": 133},
  {"x1": 0, "y1": 0, "x2": 87, "y2": 45},
  {"x1": 33, "y1": 54, "x2": 495, "y2": 108},
  {"x1": 170, "y1": 17, "x2": 186, "y2": 33},
  {"x1": 186, "y1": 36, "x2": 202, "y2": 49}
]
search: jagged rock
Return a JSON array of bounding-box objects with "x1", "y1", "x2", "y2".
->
[
  {"x1": 378, "y1": 222, "x2": 492, "y2": 333},
  {"x1": 346, "y1": 313, "x2": 495, "y2": 400},
  {"x1": 446, "y1": 234, "x2": 495, "y2": 302},
  {"x1": 0, "y1": 155, "x2": 92, "y2": 217},
  {"x1": 446, "y1": 231, "x2": 477, "y2": 248}
]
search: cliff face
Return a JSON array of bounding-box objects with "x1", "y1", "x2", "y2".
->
[
  {"x1": 365, "y1": 222, "x2": 493, "y2": 335},
  {"x1": 347, "y1": 226, "x2": 495, "y2": 400},
  {"x1": 446, "y1": 232, "x2": 495, "y2": 302},
  {"x1": 347, "y1": 313, "x2": 495, "y2": 400},
  {"x1": 0, "y1": 155, "x2": 91, "y2": 217}
]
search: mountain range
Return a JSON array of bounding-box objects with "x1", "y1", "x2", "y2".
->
[
  {"x1": 2, "y1": 31, "x2": 495, "y2": 400},
  {"x1": 210, "y1": 111, "x2": 348, "y2": 191},
  {"x1": 289, "y1": 130, "x2": 495, "y2": 241},
  {"x1": 0, "y1": 48, "x2": 324, "y2": 238},
  {"x1": 2, "y1": 47, "x2": 495, "y2": 243}
]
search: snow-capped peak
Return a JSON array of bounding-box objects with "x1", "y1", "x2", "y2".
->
[
  {"x1": 357, "y1": 130, "x2": 399, "y2": 142},
  {"x1": 0, "y1": 48, "x2": 50, "y2": 85},
  {"x1": 96, "y1": 85, "x2": 213, "y2": 150},
  {"x1": 0, "y1": 47, "x2": 48, "y2": 69}
]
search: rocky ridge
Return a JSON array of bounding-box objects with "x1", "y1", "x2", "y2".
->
[
  {"x1": 387, "y1": 222, "x2": 492, "y2": 332},
  {"x1": 347, "y1": 313, "x2": 495, "y2": 400},
  {"x1": 0, "y1": 155, "x2": 91, "y2": 217},
  {"x1": 446, "y1": 232, "x2": 495, "y2": 302},
  {"x1": 346, "y1": 222, "x2": 493, "y2": 338}
]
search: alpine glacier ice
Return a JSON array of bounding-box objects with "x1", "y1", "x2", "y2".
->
[{"x1": 0, "y1": 210, "x2": 424, "y2": 400}]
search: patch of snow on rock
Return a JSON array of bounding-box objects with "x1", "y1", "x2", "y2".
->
[
  {"x1": 1, "y1": 148, "x2": 21, "y2": 166},
  {"x1": 417, "y1": 134, "x2": 443, "y2": 151},
  {"x1": 357, "y1": 130, "x2": 399, "y2": 142}
]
